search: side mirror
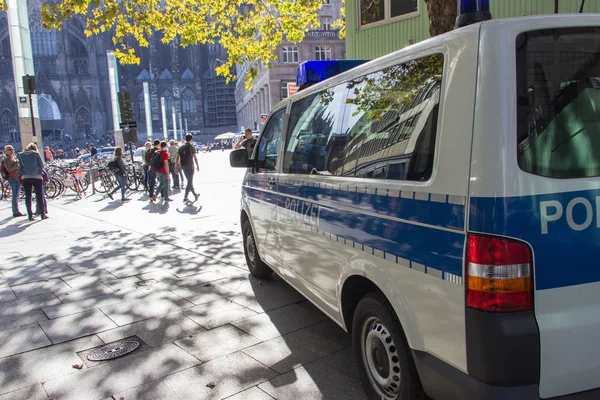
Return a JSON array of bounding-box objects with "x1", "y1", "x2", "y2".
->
[{"x1": 230, "y1": 148, "x2": 251, "y2": 168}]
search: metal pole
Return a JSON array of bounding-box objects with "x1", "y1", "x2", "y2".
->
[
  {"x1": 161, "y1": 96, "x2": 168, "y2": 139},
  {"x1": 172, "y1": 105, "x2": 178, "y2": 141},
  {"x1": 28, "y1": 90, "x2": 36, "y2": 137},
  {"x1": 554, "y1": 0, "x2": 559, "y2": 13}
]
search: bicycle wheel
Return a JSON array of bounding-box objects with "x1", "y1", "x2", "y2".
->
[
  {"x1": 2, "y1": 180, "x2": 10, "y2": 200},
  {"x1": 93, "y1": 172, "x2": 108, "y2": 193},
  {"x1": 45, "y1": 178, "x2": 60, "y2": 199},
  {"x1": 74, "y1": 179, "x2": 83, "y2": 199},
  {"x1": 104, "y1": 176, "x2": 114, "y2": 200}
]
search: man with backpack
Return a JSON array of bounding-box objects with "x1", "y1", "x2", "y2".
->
[
  {"x1": 175, "y1": 133, "x2": 200, "y2": 204},
  {"x1": 147, "y1": 139, "x2": 160, "y2": 201}
]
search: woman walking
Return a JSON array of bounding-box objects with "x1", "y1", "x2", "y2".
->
[
  {"x1": 17, "y1": 143, "x2": 47, "y2": 221},
  {"x1": 1, "y1": 145, "x2": 24, "y2": 217},
  {"x1": 109, "y1": 147, "x2": 129, "y2": 202}
]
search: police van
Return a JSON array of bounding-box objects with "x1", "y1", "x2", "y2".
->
[{"x1": 230, "y1": 11, "x2": 600, "y2": 400}]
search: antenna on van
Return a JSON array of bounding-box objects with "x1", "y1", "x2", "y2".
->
[
  {"x1": 455, "y1": 0, "x2": 492, "y2": 29},
  {"x1": 579, "y1": 0, "x2": 585, "y2": 13}
]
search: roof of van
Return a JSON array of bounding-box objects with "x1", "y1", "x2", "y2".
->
[{"x1": 271, "y1": 13, "x2": 598, "y2": 111}]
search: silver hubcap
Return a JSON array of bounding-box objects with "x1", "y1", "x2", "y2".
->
[
  {"x1": 361, "y1": 317, "x2": 402, "y2": 399},
  {"x1": 246, "y1": 232, "x2": 256, "y2": 265}
]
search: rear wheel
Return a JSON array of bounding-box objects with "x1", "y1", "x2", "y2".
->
[
  {"x1": 353, "y1": 292, "x2": 425, "y2": 400},
  {"x1": 242, "y1": 220, "x2": 273, "y2": 278}
]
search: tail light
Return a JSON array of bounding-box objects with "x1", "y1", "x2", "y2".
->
[{"x1": 466, "y1": 234, "x2": 533, "y2": 312}]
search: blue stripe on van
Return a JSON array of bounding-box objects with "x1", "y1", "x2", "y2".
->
[
  {"x1": 243, "y1": 185, "x2": 465, "y2": 279},
  {"x1": 277, "y1": 182, "x2": 465, "y2": 230},
  {"x1": 469, "y1": 189, "x2": 600, "y2": 291}
]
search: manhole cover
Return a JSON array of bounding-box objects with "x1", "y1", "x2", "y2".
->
[{"x1": 87, "y1": 340, "x2": 140, "y2": 361}]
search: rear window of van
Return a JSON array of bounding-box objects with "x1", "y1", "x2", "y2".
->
[{"x1": 516, "y1": 27, "x2": 600, "y2": 179}]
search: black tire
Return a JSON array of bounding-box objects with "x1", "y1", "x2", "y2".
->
[
  {"x1": 352, "y1": 292, "x2": 425, "y2": 400},
  {"x1": 242, "y1": 220, "x2": 273, "y2": 278}
]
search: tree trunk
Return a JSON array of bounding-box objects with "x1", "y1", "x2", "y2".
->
[{"x1": 423, "y1": 0, "x2": 457, "y2": 37}]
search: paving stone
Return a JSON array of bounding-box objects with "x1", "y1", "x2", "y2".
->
[
  {"x1": 321, "y1": 347, "x2": 361, "y2": 381},
  {"x1": 39, "y1": 309, "x2": 118, "y2": 344},
  {"x1": 303, "y1": 319, "x2": 352, "y2": 347},
  {"x1": 111, "y1": 351, "x2": 278, "y2": 400},
  {"x1": 137, "y1": 270, "x2": 178, "y2": 282},
  {"x1": 10, "y1": 278, "x2": 72, "y2": 299},
  {"x1": 0, "y1": 287, "x2": 16, "y2": 303},
  {"x1": 42, "y1": 292, "x2": 129, "y2": 319},
  {"x1": 225, "y1": 387, "x2": 275, "y2": 400},
  {"x1": 0, "y1": 310, "x2": 48, "y2": 333},
  {"x1": 242, "y1": 328, "x2": 346, "y2": 374},
  {"x1": 100, "y1": 291, "x2": 194, "y2": 326},
  {"x1": 59, "y1": 271, "x2": 118, "y2": 289},
  {"x1": 258, "y1": 360, "x2": 368, "y2": 400},
  {"x1": 56, "y1": 283, "x2": 115, "y2": 303},
  {"x1": 0, "y1": 293, "x2": 61, "y2": 318},
  {"x1": 170, "y1": 282, "x2": 236, "y2": 306},
  {"x1": 226, "y1": 277, "x2": 306, "y2": 313},
  {"x1": 232, "y1": 303, "x2": 326, "y2": 341},
  {"x1": 0, "y1": 384, "x2": 47, "y2": 400},
  {"x1": 175, "y1": 325, "x2": 261, "y2": 362},
  {"x1": 42, "y1": 343, "x2": 201, "y2": 400},
  {"x1": 1, "y1": 264, "x2": 76, "y2": 286},
  {"x1": 182, "y1": 298, "x2": 257, "y2": 329},
  {"x1": 97, "y1": 311, "x2": 205, "y2": 347},
  {"x1": 0, "y1": 324, "x2": 51, "y2": 358}
]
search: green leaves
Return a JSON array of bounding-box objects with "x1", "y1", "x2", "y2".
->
[{"x1": 38, "y1": 0, "x2": 337, "y2": 87}]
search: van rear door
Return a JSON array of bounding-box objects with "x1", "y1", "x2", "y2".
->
[
  {"x1": 471, "y1": 21, "x2": 600, "y2": 399},
  {"x1": 514, "y1": 26, "x2": 600, "y2": 398}
]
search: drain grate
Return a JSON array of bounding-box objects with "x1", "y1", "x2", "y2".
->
[
  {"x1": 87, "y1": 340, "x2": 140, "y2": 361},
  {"x1": 77, "y1": 336, "x2": 150, "y2": 368}
]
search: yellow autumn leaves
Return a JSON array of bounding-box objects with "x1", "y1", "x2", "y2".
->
[{"x1": 32, "y1": 0, "x2": 340, "y2": 88}]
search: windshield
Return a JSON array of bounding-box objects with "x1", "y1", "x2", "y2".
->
[{"x1": 516, "y1": 27, "x2": 600, "y2": 179}]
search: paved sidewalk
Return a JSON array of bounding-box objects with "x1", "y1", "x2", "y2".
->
[{"x1": 0, "y1": 151, "x2": 367, "y2": 400}]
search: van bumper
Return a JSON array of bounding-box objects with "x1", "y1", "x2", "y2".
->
[{"x1": 412, "y1": 350, "x2": 600, "y2": 400}]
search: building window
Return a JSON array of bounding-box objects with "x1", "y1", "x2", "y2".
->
[
  {"x1": 31, "y1": 30, "x2": 57, "y2": 57},
  {"x1": 360, "y1": 0, "x2": 417, "y2": 26},
  {"x1": 281, "y1": 82, "x2": 289, "y2": 99},
  {"x1": 321, "y1": 17, "x2": 332, "y2": 30},
  {"x1": 281, "y1": 46, "x2": 299, "y2": 63},
  {"x1": 315, "y1": 46, "x2": 332, "y2": 61},
  {"x1": 324, "y1": 0, "x2": 331, "y2": 5}
]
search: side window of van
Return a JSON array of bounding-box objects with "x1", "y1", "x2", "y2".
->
[
  {"x1": 516, "y1": 28, "x2": 600, "y2": 179},
  {"x1": 282, "y1": 86, "x2": 346, "y2": 174},
  {"x1": 282, "y1": 53, "x2": 444, "y2": 181},
  {"x1": 256, "y1": 109, "x2": 285, "y2": 172}
]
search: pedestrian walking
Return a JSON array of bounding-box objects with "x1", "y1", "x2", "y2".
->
[
  {"x1": 175, "y1": 133, "x2": 200, "y2": 204},
  {"x1": 1, "y1": 145, "x2": 24, "y2": 217},
  {"x1": 108, "y1": 147, "x2": 129, "y2": 202},
  {"x1": 152, "y1": 141, "x2": 172, "y2": 202},
  {"x1": 141, "y1": 141, "x2": 152, "y2": 194},
  {"x1": 168, "y1": 140, "x2": 180, "y2": 189},
  {"x1": 147, "y1": 139, "x2": 160, "y2": 201},
  {"x1": 44, "y1": 146, "x2": 54, "y2": 162},
  {"x1": 17, "y1": 143, "x2": 48, "y2": 221}
]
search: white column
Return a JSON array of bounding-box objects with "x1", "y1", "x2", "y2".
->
[
  {"x1": 107, "y1": 52, "x2": 122, "y2": 147},
  {"x1": 172, "y1": 105, "x2": 178, "y2": 141},
  {"x1": 7, "y1": 0, "x2": 41, "y2": 151},
  {"x1": 160, "y1": 96, "x2": 168, "y2": 139},
  {"x1": 143, "y1": 81, "x2": 153, "y2": 140}
]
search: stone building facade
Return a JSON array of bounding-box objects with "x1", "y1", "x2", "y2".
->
[
  {"x1": 0, "y1": 1, "x2": 237, "y2": 145},
  {"x1": 235, "y1": 0, "x2": 345, "y2": 131}
]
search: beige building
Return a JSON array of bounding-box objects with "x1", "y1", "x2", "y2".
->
[{"x1": 235, "y1": 0, "x2": 345, "y2": 131}]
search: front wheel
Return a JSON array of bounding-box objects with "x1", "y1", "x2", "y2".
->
[
  {"x1": 242, "y1": 220, "x2": 273, "y2": 278},
  {"x1": 352, "y1": 293, "x2": 425, "y2": 400}
]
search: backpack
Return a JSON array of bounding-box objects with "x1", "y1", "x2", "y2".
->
[
  {"x1": 0, "y1": 163, "x2": 9, "y2": 179},
  {"x1": 107, "y1": 159, "x2": 121, "y2": 174},
  {"x1": 144, "y1": 148, "x2": 153, "y2": 165},
  {"x1": 150, "y1": 150, "x2": 163, "y2": 172},
  {"x1": 178, "y1": 144, "x2": 192, "y2": 167}
]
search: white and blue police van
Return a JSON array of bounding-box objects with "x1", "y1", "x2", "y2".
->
[{"x1": 230, "y1": 5, "x2": 600, "y2": 399}]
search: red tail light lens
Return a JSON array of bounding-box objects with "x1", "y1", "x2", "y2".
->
[{"x1": 466, "y1": 234, "x2": 533, "y2": 312}]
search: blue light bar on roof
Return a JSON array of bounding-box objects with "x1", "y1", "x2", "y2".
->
[
  {"x1": 296, "y1": 60, "x2": 369, "y2": 91},
  {"x1": 455, "y1": 0, "x2": 491, "y2": 28}
]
